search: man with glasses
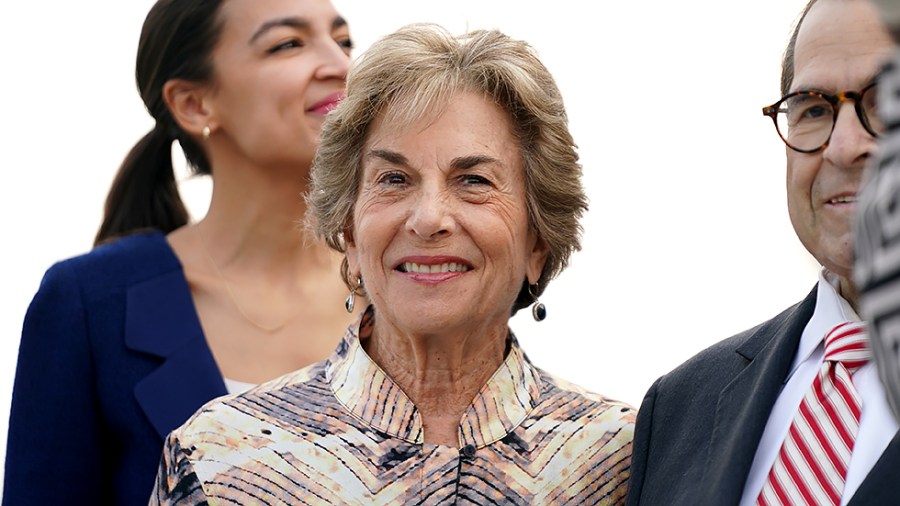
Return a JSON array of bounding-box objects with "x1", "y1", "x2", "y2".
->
[{"x1": 626, "y1": 1, "x2": 900, "y2": 505}]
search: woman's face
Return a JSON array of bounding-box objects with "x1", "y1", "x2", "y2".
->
[
  {"x1": 206, "y1": 0, "x2": 351, "y2": 171},
  {"x1": 347, "y1": 91, "x2": 548, "y2": 338}
]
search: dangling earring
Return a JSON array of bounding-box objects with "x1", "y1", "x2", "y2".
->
[
  {"x1": 201, "y1": 125, "x2": 211, "y2": 140},
  {"x1": 345, "y1": 275, "x2": 363, "y2": 313},
  {"x1": 529, "y1": 284, "x2": 546, "y2": 322}
]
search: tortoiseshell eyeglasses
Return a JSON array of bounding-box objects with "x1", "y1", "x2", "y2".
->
[{"x1": 762, "y1": 82, "x2": 882, "y2": 153}]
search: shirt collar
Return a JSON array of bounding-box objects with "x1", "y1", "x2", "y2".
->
[
  {"x1": 325, "y1": 306, "x2": 542, "y2": 448},
  {"x1": 790, "y1": 269, "x2": 861, "y2": 374}
]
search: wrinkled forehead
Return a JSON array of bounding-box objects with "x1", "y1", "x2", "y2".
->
[{"x1": 791, "y1": 0, "x2": 893, "y2": 92}]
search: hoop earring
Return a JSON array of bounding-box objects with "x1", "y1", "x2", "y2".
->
[
  {"x1": 528, "y1": 284, "x2": 546, "y2": 322},
  {"x1": 201, "y1": 125, "x2": 211, "y2": 140},
  {"x1": 345, "y1": 275, "x2": 363, "y2": 314}
]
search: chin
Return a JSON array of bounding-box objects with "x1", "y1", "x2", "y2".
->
[
  {"x1": 380, "y1": 303, "x2": 468, "y2": 337},
  {"x1": 820, "y1": 250, "x2": 854, "y2": 280}
]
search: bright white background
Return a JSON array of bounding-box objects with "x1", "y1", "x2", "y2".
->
[{"x1": 0, "y1": 0, "x2": 817, "y2": 490}]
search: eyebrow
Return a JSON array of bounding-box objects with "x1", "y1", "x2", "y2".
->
[
  {"x1": 449, "y1": 155, "x2": 499, "y2": 170},
  {"x1": 367, "y1": 149, "x2": 409, "y2": 167},
  {"x1": 249, "y1": 16, "x2": 348, "y2": 44},
  {"x1": 366, "y1": 150, "x2": 500, "y2": 170}
]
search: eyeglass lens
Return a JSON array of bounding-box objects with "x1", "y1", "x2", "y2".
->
[{"x1": 775, "y1": 86, "x2": 881, "y2": 151}]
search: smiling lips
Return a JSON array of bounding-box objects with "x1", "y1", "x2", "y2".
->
[
  {"x1": 395, "y1": 260, "x2": 471, "y2": 284},
  {"x1": 398, "y1": 261, "x2": 471, "y2": 274},
  {"x1": 827, "y1": 194, "x2": 858, "y2": 205},
  {"x1": 307, "y1": 91, "x2": 345, "y2": 115}
]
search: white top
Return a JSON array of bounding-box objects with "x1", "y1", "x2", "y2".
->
[
  {"x1": 738, "y1": 271, "x2": 899, "y2": 506},
  {"x1": 223, "y1": 377, "x2": 256, "y2": 395}
]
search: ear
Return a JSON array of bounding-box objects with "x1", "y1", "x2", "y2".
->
[
  {"x1": 344, "y1": 224, "x2": 360, "y2": 279},
  {"x1": 162, "y1": 79, "x2": 216, "y2": 138},
  {"x1": 525, "y1": 233, "x2": 550, "y2": 285}
]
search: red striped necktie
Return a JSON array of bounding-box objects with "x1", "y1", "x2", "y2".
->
[{"x1": 756, "y1": 321, "x2": 870, "y2": 506}]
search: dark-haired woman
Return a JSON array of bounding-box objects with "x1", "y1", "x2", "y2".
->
[{"x1": 3, "y1": 0, "x2": 355, "y2": 504}]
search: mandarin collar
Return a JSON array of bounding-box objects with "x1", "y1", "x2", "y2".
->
[{"x1": 325, "y1": 306, "x2": 542, "y2": 448}]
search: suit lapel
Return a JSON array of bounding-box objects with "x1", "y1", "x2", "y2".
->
[
  {"x1": 701, "y1": 289, "x2": 818, "y2": 504},
  {"x1": 847, "y1": 430, "x2": 900, "y2": 505},
  {"x1": 125, "y1": 269, "x2": 227, "y2": 440}
]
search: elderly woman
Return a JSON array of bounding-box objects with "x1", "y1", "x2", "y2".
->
[{"x1": 151, "y1": 24, "x2": 634, "y2": 505}]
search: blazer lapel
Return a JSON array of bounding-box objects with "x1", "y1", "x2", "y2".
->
[
  {"x1": 701, "y1": 289, "x2": 818, "y2": 505},
  {"x1": 125, "y1": 269, "x2": 227, "y2": 440}
]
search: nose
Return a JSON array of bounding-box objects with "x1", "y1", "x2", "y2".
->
[
  {"x1": 314, "y1": 39, "x2": 351, "y2": 80},
  {"x1": 821, "y1": 102, "x2": 877, "y2": 169},
  {"x1": 406, "y1": 187, "x2": 456, "y2": 241}
]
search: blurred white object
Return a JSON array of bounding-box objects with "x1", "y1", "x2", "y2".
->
[{"x1": 871, "y1": 0, "x2": 900, "y2": 32}]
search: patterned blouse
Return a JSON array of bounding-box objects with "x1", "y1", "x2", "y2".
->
[{"x1": 150, "y1": 308, "x2": 635, "y2": 505}]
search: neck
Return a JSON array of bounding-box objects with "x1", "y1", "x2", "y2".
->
[
  {"x1": 205, "y1": 143, "x2": 313, "y2": 235},
  {"x1": 837, "y1": 274, "x2": 860, "y2": 314},
  {"x1": 198, "y1": 156, "x2": 327, "y2": 276},
  {"x1": 166, "y1": 150, "x2": 349, "y2": 338},
  {"x1": 363, "y1": 319, "x2": 508, "y2": 445}
]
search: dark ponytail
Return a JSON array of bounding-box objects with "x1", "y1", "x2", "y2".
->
[
  {"x1": 94, "y1": 125, "x2": 187, "y2": 245},
  {"x1": 94, "y1": 0, "x2": 226, "y2": 246}
]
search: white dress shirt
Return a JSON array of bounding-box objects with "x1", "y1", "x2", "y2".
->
[{"x1": 739, "y1": 271, "x2": 899, "y2": 506}]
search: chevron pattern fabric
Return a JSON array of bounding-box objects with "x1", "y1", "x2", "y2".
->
[
  {"x1": 150, "y1": 309, "x2": 635, "y2": 505},
  {"x1": 756, "y1": 321, "x2": 870, "y2": 506}
]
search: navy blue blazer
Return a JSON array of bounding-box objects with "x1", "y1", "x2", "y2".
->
[
  {"x1": 626, "y1": 287, "x2": 900, "y2": 506},
  {"x1": 3, "y1": 232, "x2": 227, "y2": 506}
]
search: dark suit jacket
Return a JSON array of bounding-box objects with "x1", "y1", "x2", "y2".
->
[
  {"x1": 3, "y1": 232, "x2": 227, "y2": 506},
  {"x1": 626, "y1": 287, "x2": 900, "y2": 506}
]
